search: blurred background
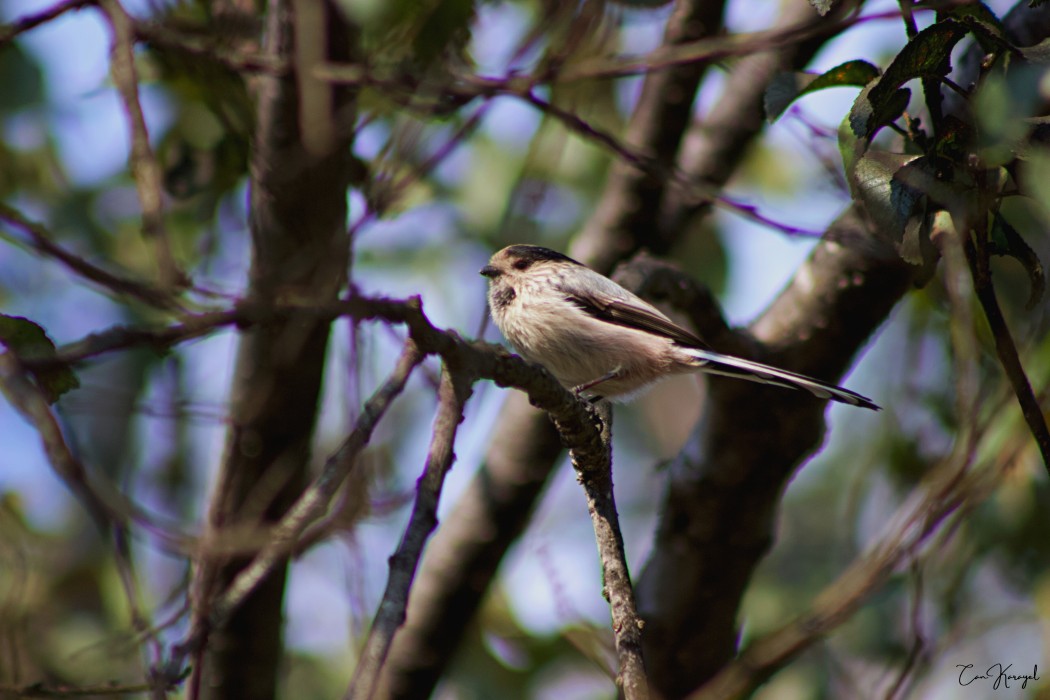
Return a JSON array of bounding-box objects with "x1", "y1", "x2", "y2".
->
[{"x1": 1, "y1": 0, "x2": 1049, "y2": 697}]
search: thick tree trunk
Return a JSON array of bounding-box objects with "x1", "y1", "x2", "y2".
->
[{"x1": 192, "y1": 2, "x2": 357, "y2": 698}]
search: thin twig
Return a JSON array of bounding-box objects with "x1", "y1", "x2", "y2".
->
[
  {"x1": 571, "y1": 401, "x2": 650, "y2": 699},
  {"x1": 132, "y1": 21, "x2": 286, "y2": 76},
  {"x1": 963, "y1": 205, "x2": 1050, "y2": 473},
  {"x1": 688, "y1": 420, "x2": 1022, "y2": 700},
  {"x1": 0, "y1": 352, "x2": 118, "y2": 530},
  {"x1": 0, "y1": 0, "x2": 97, "y2": 46},
  {"x1": 0, "y1": 203, "x2": 179, "y2": 310},
  {"x1": 345, "y1": 364, "x2": 473, "y2": 700},
  {"x1": 211, "y1": 343, "x2": 421, "y2": 625},
  {"x1": 99, "y1": 0, "x2": 182, "y2": 289},
  {"x1": 883, "y1": 561, "x2": 925, "y2": 700},
  {"x1": 316, "y1": 68, "x2": 821, "y2": 239},
  {"x1": 517, "y1": 89, "x2": 820, "y2": 237},
  {"x1": 168, "y1": 342, "x2": 422, "y2": 680}
]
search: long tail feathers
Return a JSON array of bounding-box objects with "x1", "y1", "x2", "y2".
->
[{"x1": 687, "y1": 348, "x2": 880, "y2": 411}]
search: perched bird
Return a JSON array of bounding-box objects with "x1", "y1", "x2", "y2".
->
[{"x1": 480, "y1": 244, "x2": 878, "y2": 410}]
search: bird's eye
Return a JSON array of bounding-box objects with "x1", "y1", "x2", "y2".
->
[{"x1": 512, "y1": 259, "x2": 530, "y2": 270}]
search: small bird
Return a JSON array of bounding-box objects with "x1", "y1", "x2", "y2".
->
[{"x1": 480, "y1": 244, "x2": 878, "y2": 410}]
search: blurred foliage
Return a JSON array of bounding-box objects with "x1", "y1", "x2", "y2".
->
[
  {"x1": 0, "y1": 314, "x2": 79, "y2": 401},
  {"x1": 0, "y1": 0, "x2": 1049, "y2": 698}
]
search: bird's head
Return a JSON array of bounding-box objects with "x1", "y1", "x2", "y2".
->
[{"x1": 479, "y1": 245, "x2": 583, "y2": 282}]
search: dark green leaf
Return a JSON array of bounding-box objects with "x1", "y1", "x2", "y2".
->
[
  {"x1": 0, "y1": 315, "x2": 79, "y2": 402},
  {"x1": 848, "y1": 152, "x2": 973, "y2": 277},
  {"x1": 990, "y1": 213, "x2": 1045, "y2": 309},
  {"x1": 0, "y1": 44, "x2": 44, "y2": 112},
  {"x1": 850, "y1": 19, "x2": 970, "y2": 140},
  {"x1": 938, "y1": 2, "x2": 1008, "y2": 53},
  {"x1": 765, "y1": 60, "x2": 880, "y2": 122},
  {"x1": 893, "y1": 156, "x2": 974, "y2": 216},
  {"x1": 849, "y1": 83, "x2": 910, "y2": 145}
]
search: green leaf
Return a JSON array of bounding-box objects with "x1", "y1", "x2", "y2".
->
[
  {"x1": 848, "y1": 151, "x2": 974, "y2": 278},
  {"x1": 848, "y1": 83, "x2": 910, "y2": 145},
  {"x1": 765, "y1": 60, "x2": 880, "y2": 122},
  {"x1": 892, "y1": 156, "x2": 974, "y2": 218},
  {"x1": 990, "y1": 213, "x2": 1045, "y2": 309},
  {"x1": 0, "y1": 315, "x2": 79, "y2": 403},
  {"x1": 938, "y1": 2, "x2": 1008, "y2": 53},
  {"x1": 849, "y1": 149, "x2": 920, "y2": 238},
  {"x1": 849, "y1": 19, "x2": 970, "y2": 140}
]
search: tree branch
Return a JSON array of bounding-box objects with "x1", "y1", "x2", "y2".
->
[
  {"x1": 0, "y1": 202, "x2": 180, "y2": 310},
  {"x1": 374, "y1": 1, "x2": 860, "y2": 695},
  {"x1": 636, "y1": 206, "x2": 914, "y2": 697},
  {"x1": 188, "y1": 0, "x2": 359, "y2": 697},
  {"x1": 99, "y1": 0, "x2": 182, "y2": 289},
  {"x1": 688, "y1": 415, "x2": 1024, "y2": 700},
  {"x1": 345, "y1": 365, "x2": 473, "y2": 700},
  {"x1": 571, "y1": 402, "x2": 650, "y2": 699},
  {"x1": 964, "y1": 224, "x2": 1050, "y2": 471},
  {"x1": 0, "y1": 0, "x2": 96, "y2": 47}
]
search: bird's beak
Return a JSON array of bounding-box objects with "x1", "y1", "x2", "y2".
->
[{"x1": 480, "y1": 265, "x2": 499, "y2": 278}]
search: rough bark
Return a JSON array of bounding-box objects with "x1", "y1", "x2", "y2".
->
[
  {"x1": 192, "y1": 2, "x2": 357, "y2": 699},
  {"x1": 637, "y1": 206, "x2": 914, "y2": 698},
  {"x1": 376, "y1": 1, "x2": 864, "y2": 697}
]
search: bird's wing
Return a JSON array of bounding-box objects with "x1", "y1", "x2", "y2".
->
[{"x1": 564, "y1": 289, "x2": 710, "y2": 350}]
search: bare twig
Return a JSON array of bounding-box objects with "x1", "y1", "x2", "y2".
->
[
  {"x1": 0, "y1": 0, "x2": 96, "y2": 46},
  {"x1": 883, "y1": 561, "x2": 926, "y2": 700},
  {"x1": 689, "y1": 414, "x2": 1024, "y2": 700},
  {"x1": 0, "y1": 352, "x2": 117, "y2": 530},
  {"x1": 20, "y1": 295, "x2": 471, "y2": 372},
  {"x1": 963, "y1": 221, "x2": 1050, "y2": 473},
  {"x1": 99, "y1": 0, "x2": 182, "y2": 289},
  {"x1": 140, "y1": 294, "x2": 610, "y2": 687},
  {"x1": 170, "y1": 342, "x2": 421, "y2": 678},
  {"x1": 132, "y1": 20, "x2": 286, "y2": 75},
  {"x1": 316, "y1": 67, "x2": 820, "y2": 240},
  {"x1": 572, "y1": 401, "x2": 650, "y2": 699},
  {"x1": 345, "y1": 365, "x2": 473, "y2": 700},
  {"x1": 0, "y1": 203, "x2": 179, "y2": 310}
]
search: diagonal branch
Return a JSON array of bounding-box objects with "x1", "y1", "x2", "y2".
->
[
  {"x1": 571, "y1": 402, "x2": 649, "y2": 699},
  {"x1": 0, "y1": 352, "x2": 117, "y2": 530},
  {"x1": 636, "y1": 205, "x2": 913, "y2": 698},
  {"x1": 375, "y1": 1, "x2": 860, "y2": 696},
  {"x1": 964, "y1": 223, "x2": 1050, "y2": 472},
  {"x1": 0, "y1": 0, "x2": 97, "y2": 47},
  {"x1": 345, "y1": 365, "x2": 474, "y2": 700},
  {"x1": 99, "y1": 0, "x2": 182, "y2": 289},
  {"x1": 0, "y1": 203, "x2": 179, "y2": 310},
  {"x1": 170, "y1": 342, "x2": 422, "y2": 680},
  {"x1": 688, "y1": 420, "x2": 1023, "y2": 700}
]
